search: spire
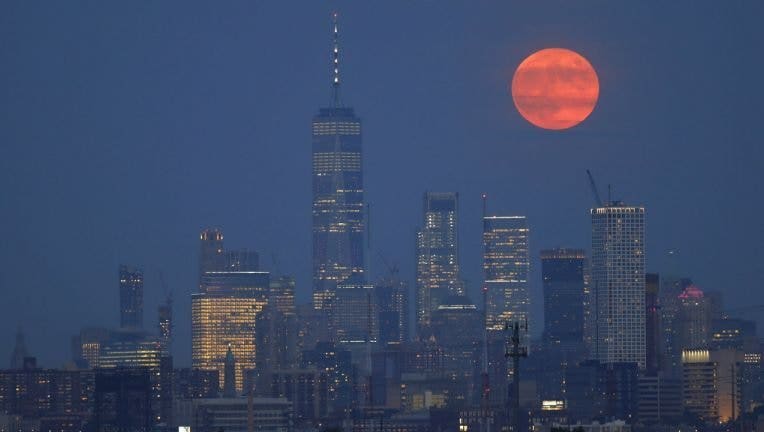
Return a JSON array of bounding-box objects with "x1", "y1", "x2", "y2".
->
[
  {"x1": 223, "y1": 344, "x2": 237, "y2": 397},
  {"x1": 10, "y1": 326, "x2": 28, "y2": 369},
  {"x1": 331, "y1": 12, "x2": 342, "y2": 107}
]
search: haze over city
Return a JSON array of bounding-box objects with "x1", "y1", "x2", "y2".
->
[{"x1": 0, "y1": 2, "x2": 763, "y2": 431}]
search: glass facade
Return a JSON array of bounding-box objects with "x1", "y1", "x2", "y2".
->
[
  {"x1": 482, "y1": 216, "x2": 529, "y2": 335},
  {"x1": 311, "y1": 107, "x2": 365, "y2": 298},
  {"x1": 119, "y1": 265, "x2": 143, "y2": 330},
  {"x1": 192, "y1": 271, "x2": 270, "y2": 392},
  {"x1": 416, "y1": 192, "x2": 461, "y2": 329},
  {"x1": 541, "y1": 248, "x2": 585, "y2": 344}
]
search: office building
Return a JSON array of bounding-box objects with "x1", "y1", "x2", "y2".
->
[
  {"x1": 590, "y1": 203, "x2": 646, "y2": 368},
  {"x1": 332, "y1": 278, "x2": 377, "y2": 345},
  {"x1": 312, "y1": 15, "x2": 365, "y2": 305},
  {"x1": 199, "y1": 227, "x2": 225, "y2": 285},
  {"x1": 192, "y1": 271, "x2": 269, "y2": 393},
  {"x1": 677, "y1": 284, "x2": 711, "y2": 350},
  {"x1": 416, "y1": 192, "x2": 461, "y2": 329},
  {"x1": 270, "y1": 276, "x2": 297, "y2": 316},
  {"x1": 483, "y1": 215, "x2": 530, "y2": 334},
  {"x1": 375, "y1": 277, "x2": 410, "y2": 344},
  {"x1": 682, "y1": 348, "x2": 743, "y2": 423},
  {"x1": 158, "y1": 295, "x2": 172, "y2": 356},
  {"x1": 541, "y1": 248, "x2": 585, "y2": 345},
  {"x1": 119, "y1": 265, "x2": 144, "y2": 329},
  {"x1": 645, "y1": 273, "x2": 660, "y2": 375}
]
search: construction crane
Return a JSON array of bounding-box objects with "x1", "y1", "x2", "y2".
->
[{"x1": 586, "y1": 169, "x2": 604, "y2": 207}]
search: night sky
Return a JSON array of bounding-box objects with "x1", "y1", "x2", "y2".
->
[{"x1": 1, "y1": 1, "x2": 762, "y2": 367}]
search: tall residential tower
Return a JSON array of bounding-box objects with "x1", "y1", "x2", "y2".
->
[
  {"x1": 312, "y1": 14, "x2": 365, "y2": 310},
  {"x1": 591, "y1": 202, "x2": 646, "y2": 368}
]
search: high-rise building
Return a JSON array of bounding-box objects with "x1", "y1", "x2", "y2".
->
[
  {"x1": 333, "y1": 278, "x2": 377, "y2": 344},
  {"x1": 660, "y1": 276, "x2": 693, "y2": 376},
  {"x1": 375, "y1": 277, "x2": 410, "y2": 344},
  {"x1": 645, "y1": 273, "x2": 661, "y2": 375},
  {"x1": 483, "y1": 216, "x2": 530, "y2": 333},
  {"x1": 199, "y1": 228, "x2": 225, "y2": 285},
  {"x1": 269, "y1": 275, "x2": 297, "y2": 316},
  {"x1": 541, "y1": 248, "x2": 584, "y2": 345},
  {"x1": 591, "y1": 203, "x2": 646, "y2": 368},
  {"x1": 157, "y1": 295, "x2": 172, "y2": 356},
  {"x1": 119, "y1": 265, "x2": 144, "y2": 330},
  {"x1": 677, "y1": 285, "x2": 711, "y2": 350},
  {"x1": 416, "y1": 192, "x2": 461, "y2": 330},
  {"x1": 192, "y1": 270, "x2": 269, "y2": 392},
  {"x1": 538, "y1": 248, "x2": 586, "y2": 400},
  {"x1": 312, "y1": 15, "x2": 365, "y2": 306}
]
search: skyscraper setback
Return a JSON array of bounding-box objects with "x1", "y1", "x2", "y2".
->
[
  {"x1": 482, "y1": 215, "x2": 530, "y2": 333},
  {"x1": 192, "y1": 228, "x2": 269, "y2": 392},
  {"x1": 416, "y1": 192, "x2": 461, "y2": 329},
  {"x1": 312, "y1": 14, "x2": 365, "y2": 308},
  {"x1": 591, "y1": 203, "x2": 646, "y2": 368}
]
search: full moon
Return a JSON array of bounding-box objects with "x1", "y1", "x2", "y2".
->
[{"x1": 511, "y1": 48, "x2": 599, "y2": 130}]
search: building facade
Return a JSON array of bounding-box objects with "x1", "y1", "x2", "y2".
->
[
  {"x1": 118, "y1": 265, "x2": 144, "y2": 330},
  {"x1": 416, "y1": 192, "x2": 461, "y2": 330},
  {"x1": 590, "y1": 203, "x2": 646, "y2": 368},
  {"x1": 312, "y1": 16, "x2": 365, "y2": 308},
  {"x1": 483, "y1": 216, "x2": 530, "y2": 333},
  {"x1": 192, "y1": 271, "x2": 270, "y2": 392},
  {"x1": 541, "y1": 248, "x2": 585, "y2": 345}
]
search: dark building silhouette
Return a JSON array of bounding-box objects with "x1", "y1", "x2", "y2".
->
[
  {"x1": 157, "y1": 294, "x2": 172, "y2": 356},
  {"x1": 223, "y1": 345, "x2": 236, "y2": 398},
  {"x1": 565, "y1": 360, "x2": 638, "y2": 423},
  {"x1": 0, "y1": 364, "x2": 94, "y2": 425},
  {"x1": 541, "y1": 248, "x2": 586, "y2": 345},
  {"x1": 375, "y1": 277, "x2": 410, "y2": 344},
  {"x1": 198, "y1": 227, "x2": 224, "y2": 286},
  {"x1": 118, "y1": 265, "x2": 143, "y2": 329},
  {"x1": 9, "y1": 327, "x2": 29, "y2": 369},
  {"x1": 173, "y1": 368, "x2": 220, "y2": 399},
  {"x1": 311, "y1": 15, "x2": 365, "y2": 310},
  {"x1": 645, "y1": 273, "x2": 661, "y2": 375},
  {"x1": 224, "y1": 247, "x2": 259, "y2": 271},
  {"x1": 92, "y1": 368, "x2": 152, "y2": 432}
]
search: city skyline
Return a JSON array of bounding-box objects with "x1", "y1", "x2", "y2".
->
[{"x1": 1, "y1": 2, "x2": 762, "y2": 372}]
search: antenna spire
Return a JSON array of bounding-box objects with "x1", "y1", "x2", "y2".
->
[{"x1": 331, "y1": 12, "x2": 342, "y2": 107}]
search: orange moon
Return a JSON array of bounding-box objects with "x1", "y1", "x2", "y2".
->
[{"x1": 511, "y1": 48, "x2": 599, "y2": 130}]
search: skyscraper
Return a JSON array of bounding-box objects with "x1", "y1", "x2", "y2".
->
[
  {"x1": 199, "y1": 228, "x2": 224, "y2": 285},
  {"x1": 192, "y1": 270, "x2": 269, "y2": 392},
  {"x1": 375, "y1": 277, "x2": 410, "y2": 344},
  {"x1": 645, "y1": 273, "x2": 661, "y2": 375},
  {"x1": 312, "y1": 14, "x2": 365, "y2": 308},
  {"x1": 591, "y1": 203, "x2": 646, "y2": 368},
  {"x1": 416, "y1": 192, "x2": 461, "y2": 330},
  {"x1": 541, "y1": 248, "x2": 585, "y2": 345},
  {"x1": 482, "y1": 215, "x2": 530, "y2": 332},
  {"x1": 193, "y1": 229, "x2": 270, "y2": 392},
  {"x1": 158, "y1": 294, "x2": 172, "y2": 356},
  {"x1": 677, "y1": 285, "x2": 711, "y2": 350},
  {"x1": 119, "y1": 265, "x2": 143, "y2": 329}
]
